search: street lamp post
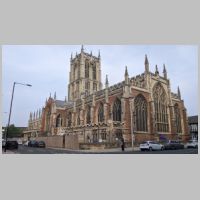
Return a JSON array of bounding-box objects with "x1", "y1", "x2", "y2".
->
[
  {"x1": 4, "y1": 82, "x2": 32, "y2": 152},
  {"x1": 132, "y1": 111, "x2": 136, "y2": 150}
]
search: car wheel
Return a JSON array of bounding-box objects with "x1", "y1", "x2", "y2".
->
[
  {"x1": 161, "y1": 146, "x2": 164, "y2": 151},
  {"x1": 149, "y1": 147, "x2": 153, "y2": 151}
]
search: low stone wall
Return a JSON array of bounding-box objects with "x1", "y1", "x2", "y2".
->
[
  {"x1": 64, "y1": 135, "x2": 79, "y2": 150},
  {"x1": 79, "y1": 142, "x2": 122, "y2": 150},
  {"x1": 33, "y1": 136, "x2": 64, "y2": 148}
]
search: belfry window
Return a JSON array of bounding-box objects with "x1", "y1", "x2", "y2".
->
[
  {"x1": 77, "y1": 63, "x2": 80, "y2": 79},
  {"x1": 98, "y1": 103, "x2": 104, "y2": 123},
  {"x1": 85, "y1": 60, "x2": 89, "y2": 78},
  {"x1": 93, "y1": 64, "x2": 96, "y2": 80},
  {"x1": 153, "y1": 83, "x2": 169, "y2": 132},
  {"x1": 56, "y1": 114, "x2": 62, "y2": 127},
  {"x1": 77, "y1": 109, "x2": 80, "y2": 126},
  {"x1": 93, "y1": 83, "x2": 97, "y2": 91},
  {"x1": 74, "y1": 64, "x2": 76, "y2": 80},
  {"x1": 174, "y1": 104, "x2": 182, "y2": 133},
  {"x1": 134, "y1": 94, "x2": 148, "y2": 132},
  {"x1": 113, "y1": 98, "x2": 121, "y2": 122}
]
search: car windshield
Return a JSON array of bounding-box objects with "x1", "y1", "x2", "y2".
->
[{"x1": 141, "y1": 142, "x2": 148, "y2": 144}]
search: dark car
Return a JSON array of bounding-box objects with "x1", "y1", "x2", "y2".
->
[
  {"x1": 164, "y1": 140, "x2": 184, "y2": 150},
  {"x1": 28, "y1": 140, "x2": 39, "y2": 147},
  {"x1": 37, "y1": 141, "x2": 46, "y2": 148},
  {"x1": 4, "y1": 140, "x2": 18, "y2": 150},
  {"x1": 2, "y1": 139, "x2": 6, "y2": 148}
]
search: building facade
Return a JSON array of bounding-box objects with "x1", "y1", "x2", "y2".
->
[
  {"x1": 188, "y1": 115, "x2": 198, "y2": 140},
  {"x1": 25, "y1": 46, "x2": 189, "y2": 145}
]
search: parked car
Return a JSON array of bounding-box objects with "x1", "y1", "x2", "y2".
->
[
  {"x1": 37, "y1": 141, "x2": 46, "y2": 148},
  {"x1": 140, "y1": 141, "x2": 164, "y2": 151},
  {"x1": 4, "y1": 140, "x2": 18, "y2": 150},
  {"x1": 186, "y1": 140, "x2": 198, "y2": 148},
  {"x1": 17, "y1": 139, "x2": 23, "y2": 145},
  {"x1": 164, "y1": 140, "x2": 184, "y2": 150},
  {"x1": 23, "y1": 141, "x2": 30, "y2": 146},
  {"x1": 28, "y1": 140, "x2": 39, "y2": 147},
  {"x1": 2, "y1": 139, "x2": 6, "y2": 148}
]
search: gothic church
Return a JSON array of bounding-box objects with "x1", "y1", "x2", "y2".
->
[{"x1": 25, "y1": 46, "x2": 189, "y2": 145}]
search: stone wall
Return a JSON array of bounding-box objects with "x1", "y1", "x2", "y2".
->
[
  {"x1": 64, "y1": 135, "x2": 79, "y2": 150},
  {"x1": 33, "y1": 135, "x2": 80, "y2": 149},
  {"x1": 34, "y1": 136, "x2": 64, "y2": 148}
]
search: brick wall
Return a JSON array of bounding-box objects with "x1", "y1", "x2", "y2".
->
[
  {"x1": 34, "y1": 136, "x2": 64, "y2": 148},
  {"x1": 64, "y1": 135, "x2": 79, "y2": 150}
]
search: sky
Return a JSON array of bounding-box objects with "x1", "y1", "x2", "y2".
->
[{"x1": 2, "y1": 45, "x2": 198, "y2": 127}]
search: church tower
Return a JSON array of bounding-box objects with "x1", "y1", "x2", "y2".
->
[{"x1": 68, "y1": 45, "x2": 102, "y2": 101}]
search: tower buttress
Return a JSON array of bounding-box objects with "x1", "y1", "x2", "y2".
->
[
  {"x1": 98, "y1": 50, "x2": 101, "y2": 60},
  {"x1": 105, "y1": 75, "x2": 109, "y2": 103},
  {"x1": 125, "y1": 66, "x2": 129, "y2": 85},
  {"x1": 155, "y1": 65, "x2": 159, "y2": 75},
  {"x1": 105, "y1": 74, "x2": 109, "y2": 88},
  {"x1": 145, "y1": 54, "x2": 149, "y2": 73},
  {"x1": 163, "y1": 64, "x2": 167, "y2": 79},
  {"x1": 178, "y1": 86, "x2": 181, "y2": 99}
]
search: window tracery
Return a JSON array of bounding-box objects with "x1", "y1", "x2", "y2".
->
[
  {"x1": 153, "y1": 83, "x2": 169, "y2": 132},
  {"x1": 134, "y1": 94, "x2": 148, "y2": 132}
]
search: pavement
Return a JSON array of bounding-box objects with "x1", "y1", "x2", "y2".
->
[
  {"x1": 2, "y1": 145, "x2": 198, "y2": 154},
  {"x1": 2, "y1": 146, "x2": 138, "y2": 154},
  {"x1": 2, "y1": 150, "x2": 16, "y2": 154},
  {"x1": 49, "y1": 146, "x2": 139, "y2": 153}
]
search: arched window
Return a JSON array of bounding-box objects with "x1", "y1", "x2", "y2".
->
[
  {"x1": 153, "y1": 83, "x2": 169, "y2": 132},
  {"x1": 92, "y1": 63, "x2": 96, "y2": 80},
  {"x1": 86, "y1": 106, "x2": 91, "y2": 124},
  {"x1": 134, "y1": 94, "x2": 148, "y2": 132},
  {"x1": 98, "y1": 103, "x2": 104, "y2": 123},
  {"x1": 74, "y1": 64, "x2": 76, "y2": 80},
  {"x1": 174, "y1": 104, "x2": 182, "y2": 133},
  {"x1": 85, "y1": 60, "x2": 89, "y2": 78},
  {"x1": 76, "y1": 82, "x2": 79, "y2": 98},
  {"x1": 93, "y1": 83, "x2": 97, "y2": 91},
  {"x1": 113, "y1": 98, "x2": 121, "y2": 122},
  {"x1": 77, "y1": 62, "x2": 80, "y2": 79},
  {"x1": 68, "y1": 112, "x2": 72, "y2": 127},
  {"x1": 77, "y1": 109, "x2": 80, "y2": 126},
  {"x1": 56, "y1": 114, "x2": 61, "y2": 127}
]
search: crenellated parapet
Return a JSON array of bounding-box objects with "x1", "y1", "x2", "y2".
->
[
  {"x1": 108, "y1": 82, "x2": 124, "y2": 92},
  {"x1": 130, "y1": 73, "x2": 147, "y2": 89},
  {"x1": 171, "y1": 92, "x2": 180, "y2": 100}
]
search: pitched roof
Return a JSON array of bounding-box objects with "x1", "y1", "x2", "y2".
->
[
  {"x1": 55, "y1": 100, "x2": 73, "y2": 108},
  {"x1": 55, "y1": 100, "x2": 66, "y2": 108}
]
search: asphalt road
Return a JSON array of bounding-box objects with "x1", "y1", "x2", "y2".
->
[{"x1": 3, "y1": 145, "x2": 198, "y2": 154}]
